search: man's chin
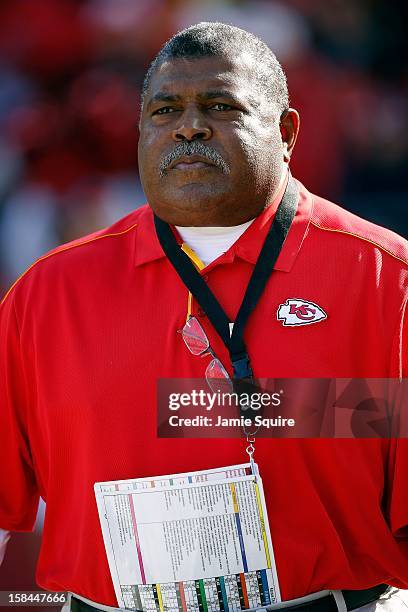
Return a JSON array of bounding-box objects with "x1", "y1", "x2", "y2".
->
[
  {"x1": 175, "y1": 181, "x2": 221, "y2": 198},
  {"x1": 151, "y1": 189, "x2": 229, "y2": 226},
  {"x1": 166, "y1": 182, "x2": 226, "y2": 207}
]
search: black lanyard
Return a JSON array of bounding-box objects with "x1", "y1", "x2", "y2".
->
[{"x1": 154, "y1": 175, "x2": 299, "y2": 382}]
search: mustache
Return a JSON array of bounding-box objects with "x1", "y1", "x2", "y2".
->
[{"x1": 159, "y1": 141, "x2": 230, "y2": 177}]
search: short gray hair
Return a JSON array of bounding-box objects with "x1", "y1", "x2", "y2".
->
[{"x1": 141, "y1": 22, "x2": 289, "y2": 115}]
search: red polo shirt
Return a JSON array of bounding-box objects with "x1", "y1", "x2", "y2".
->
[{"x1": 1, "y1": 178, "x2": 407, "y2": 604}]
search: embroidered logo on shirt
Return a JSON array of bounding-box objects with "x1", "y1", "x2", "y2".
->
[{"x1": 277, "y1": 298, "x2": 327, "y2": 326}]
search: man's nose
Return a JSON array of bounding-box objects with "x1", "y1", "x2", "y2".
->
[{"x1": 172, "y1": 108, "x2": 212, "y2": 142}]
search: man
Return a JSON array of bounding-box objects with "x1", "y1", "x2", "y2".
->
[{"x1": 1, "y1": 22, "x2": 407, "y2": 612}]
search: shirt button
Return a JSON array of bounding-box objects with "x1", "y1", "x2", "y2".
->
[
  {"x1": 197, "y1": 307, "x2": 206, "y2": 317},
  {"x1": 203, "y1": 274, "x2": 209, "y2": 282}
]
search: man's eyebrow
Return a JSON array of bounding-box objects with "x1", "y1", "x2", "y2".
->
[
  {"x1": 200, "y1": 89, "x2": 259, "y2": 107},
  {"x1": 146, "y1": 89, "x2": 258, "y2": 108},
  {"x1": 147, "y1": 93, "x2": 181, "y2": 108},
  {"x1": 200, "y1": 90, "x2": 253, "y2": 105}
]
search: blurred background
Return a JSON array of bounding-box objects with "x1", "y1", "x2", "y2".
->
[{"x1": 0, "y1": 0, "x2": 407, "y2": 601}]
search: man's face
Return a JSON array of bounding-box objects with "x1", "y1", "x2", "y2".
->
[{"x1": 138, "y1": 54, "x2": 288, "y2": 226}]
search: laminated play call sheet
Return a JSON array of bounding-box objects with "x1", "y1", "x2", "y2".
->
[{"x1": 94, "y1": 464, "x2": 280, "y2": 611}]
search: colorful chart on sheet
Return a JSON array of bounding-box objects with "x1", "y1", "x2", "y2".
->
[{"x1": 95, "y1": 464, "x2": 280, "y2": 611}]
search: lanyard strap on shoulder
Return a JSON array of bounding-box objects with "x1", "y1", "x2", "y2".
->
[{"x1": 154, "y1": 176, "x2": 299, "y2": 379}]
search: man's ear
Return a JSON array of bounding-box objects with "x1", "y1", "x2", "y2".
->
[{"x1": 280, "y1": 108, "x2": 300, "y2": 162}]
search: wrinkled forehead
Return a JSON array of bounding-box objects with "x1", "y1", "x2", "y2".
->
[{"x1": 144, "y1": 54, "x2": 265, "y2": 108}]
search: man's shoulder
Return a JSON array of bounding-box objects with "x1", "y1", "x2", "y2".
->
[
  {"x1": 1, "y1": 205, "x2": 151, "y2": 306},
  {"x1": 308, "y1": 189, "x2": 408, "y2": 268}
]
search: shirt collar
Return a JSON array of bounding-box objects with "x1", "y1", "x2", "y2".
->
[{"x1": 133, "y1": 174, "x2": 313, "y2": 273}]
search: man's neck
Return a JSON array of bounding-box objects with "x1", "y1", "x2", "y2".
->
[{"x1": 174, "y1": 166, "x2": 289, "y2": 266}]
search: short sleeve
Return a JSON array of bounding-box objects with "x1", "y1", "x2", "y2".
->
[
  {"x1": 0, "y1": 290, "x2": 39, "y2": 531},
  {"x1": 386, "y1": 438, "x2": 408, "y2": 538}
]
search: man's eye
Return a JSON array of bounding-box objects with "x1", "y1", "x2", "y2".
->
[
  {"x1": 152, "y1": 107, "x2": 175, "y2": 115},
  {"x1": 210, "y1": 103, "x2": 233, "y2": 111}
]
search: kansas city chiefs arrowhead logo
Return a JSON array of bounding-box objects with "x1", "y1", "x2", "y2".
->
[{"x1": 277, "y1": 298, "x2": 327, "y2": 326}]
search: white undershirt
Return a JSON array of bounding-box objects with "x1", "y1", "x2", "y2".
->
[{"x1": 175, "y1": 219, "x2": 255, "y2": 266}]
